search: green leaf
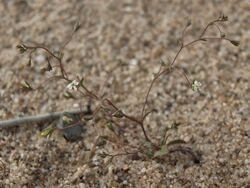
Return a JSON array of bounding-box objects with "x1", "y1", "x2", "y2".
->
[
  {"x1": 186, "y1": 19, "x2": 192, "y2": 27},
  {"x1": 167, "y1": 139, "x2": 186, "y2": 147},
  {"x1": 59, "y1": 52, "x2": 64, "y2": 59},
  {"x1": 113, "y1": 110, "x2": 124, "y2": 118},
  {"x1": 144, "y1": 141, "x2": 153, "y2": 149},
  {"x1": 171, "y1": 121, "x2": 181, "y2": 130},
  {"x1": 27, "y1": 58, "x2": 32, "y2": 67},
  {"x1": 21, "y1": 80, "x2": 33, "y2": 90},
  {"x1": 53, "y1": 51, "x2": 64, "y2": 59},
  {"x1": 106, "y1": 122, "x2": 115, "y2": 132},
  {"x1": 153, "y1": 145, "x2": 168, "y2": 158},
  {"x1": 220, "y1": 32, "x2": 226, "y2": 38},
  {"x1": 73, "y1": 21, "x2": 81, "y2": 32},
  {"x1": 159, "y1": 59, "x2": 166, "y2": 66},
  {"x1": 103, "y1": 107, "x2": 112, "y2": 114},
  {"x1": 16, "y1": 44, "x2": 27, "y2": 54},
  {"x1": 144, "y1": 142, "x2": 155, "y2": 158},
  {"x1": 41, "y1": 126, "x2": 54, "y2": 138},
  {"x1": 79, "y1": 77, "x2": 84, "y2": 87},
  {"x1": 62, "y1": 115, "x2": 74, "y2": 124},
  {"x1": 46, "y1": 61, "x2": 52, "y2": 71},
  {"x1": 63, "y1": 91, "x2": 75, "y2": 99},
  {"x1": 230, "y1": 40, "x2": 240, "y2": 47},
  {"x1": 146, "y1": 150, "x2": 154, "y2": 159},
  {"x1": 83, "y1": 115, "x2": 93, "y2": 121}
]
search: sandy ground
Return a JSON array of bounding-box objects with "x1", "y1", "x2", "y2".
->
[{"x1": 0, "y1": 0, "x2": 249, "y2": 187}]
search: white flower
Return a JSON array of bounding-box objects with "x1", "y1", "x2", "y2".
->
[
  {"x1": 67, "y1": 80, "x2": 79, "y2": 91},
  {"x1": 192, "y1": 80, "x2": 202, "y2": 92}
]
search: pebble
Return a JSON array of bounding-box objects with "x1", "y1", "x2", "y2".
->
[
  {"x1": 141, "y1": 167, "x2": 147, "y2": 173},
  {"x1": 0, "y1": 1, "x2": 248, "y2": 187},
  {"x1": 129, "y1": 58, "x2": 138, "y2": 67},
  {"x1": 35, "y1": 54, "x2": 46, "y2": 64},
  {"x1": 79, "y1": 183, "x2": 86, "y2": 188},
  {"x1": 122, "y1": 164, "x2": 129, "y2": 171}
]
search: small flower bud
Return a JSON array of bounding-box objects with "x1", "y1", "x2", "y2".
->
[
  {"x1": 220, "y1": 32, "x2": 226, "y2": 38},
  {"x1": 21, "y1": 80, "x2": 33, "y2": 90},
  {"x1": 41, "y1": 126, "x2": 54, "y2": 138},
  {"x1": 186, "y1": 19, "x2": 192, "y2": 27},
  {"x1": 62, "y1": 115, "x2": 74, "y2": 124},
  {"x1": 230, "y1": 40, "x2": 240, "y2": 46},
  {"x1": 107, "y1": 122, "x2": 115, "y2": 132},
  {"x1": 73, "y1": 21, "x2": 81, "y2": 32},
  {"x1": 219, "y1": 14, "x2": 228, "y2": 21},
  {"x1": 113, "y1": 110, "x2": 124, "y2": 118},
  {"x1": 27, "y1": 58, "x2": 32, "y2": 67},
  {"x1": 63, "y1": 91, "x2": 75, "y2": 99},
  {"x1": 16, "y1": 44, "x2": 27, "y2": 54}
]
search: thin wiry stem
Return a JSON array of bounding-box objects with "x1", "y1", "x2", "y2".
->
[
  {"x1": 176, "y1": 68, "x2": 192, "y2": 88},
  {"x1": 199, "y1": 18, "x2": 223, "y2": 38},
  {"x1": 24, "y1": 45, "x2": 68, "y2": 79},
  {"x1": 60, "y1": 31, "x2": 75, "y2": 51},
  {"x1": 141, "y1": 66, "x2": 173, "y2": 119},
  {"x1": 170, "y1": 45, "x2": 183, "y2": 66},
  {"x1": 13, "y1": 16, "x2": 238, "y2": 152},
  {"x1": 141, "y1": 18, "x2": 234, "y2": 120}
]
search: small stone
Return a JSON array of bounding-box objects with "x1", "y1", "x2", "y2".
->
[
  {"x1": 114, "y1": 175, "x2": 118, "y2": 181},
  {"x1": 57, "y1": 112, "x2": 85, "y2": 142},
  {"x1": 129, "y1": 58, "x2": 138, "y2": 67},
  {"x1": 141, "y1": 167, "x2": 147, "y2": 173},
  {"x1": 122, "y1": 164, "x2": 129, "y2": 171},
  {"x1": 123, "y1": 180, "x2": 128, "y2": 185},
  {"x1": 79, "y1": 183, "x2": 86, "y2": 188},
  {"x1": 35, "y1": 54, "x2": 46, "y2": 64}
]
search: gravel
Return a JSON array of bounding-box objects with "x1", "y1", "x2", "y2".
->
[{"x1": 0, "y1": 0, "x2": 249, "y2": 187}]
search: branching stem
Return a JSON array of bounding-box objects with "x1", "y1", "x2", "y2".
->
[
  {"x1": 141, "y1": 18, "x2": 233, "y2": 120},
  {"x1": 12, "y1": 16, "x2": 238, "y2": 152}
]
